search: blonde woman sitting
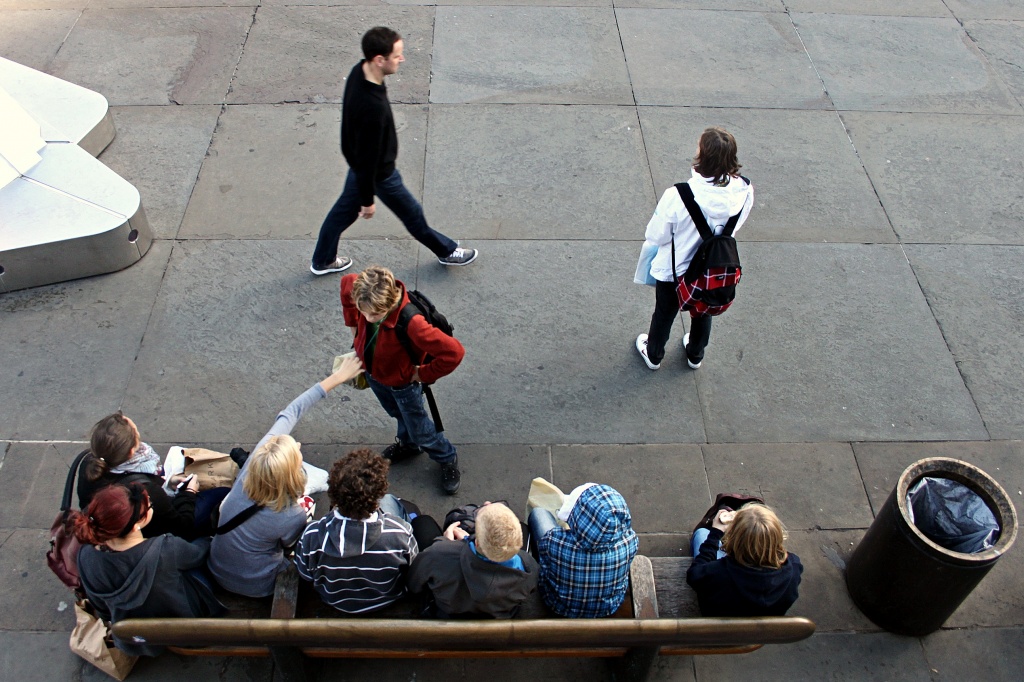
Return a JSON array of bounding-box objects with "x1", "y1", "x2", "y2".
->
[
  {"x1": 209, "y1": 355, "x2": 363, "y2": 597},
  {"x1": 686, "y1": 504, "x2": 803, "y2": 617}
]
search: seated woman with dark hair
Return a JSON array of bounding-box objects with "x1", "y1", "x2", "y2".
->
[
  {"x1": 294, "y1": 448, "x2": 418, "y2": 613},
  {"x1": 77, "y1": 413, "x2": 201, "y2": 539},
  {"x1": 72, "y1": 484, "x2": 224, "y2": 657}
]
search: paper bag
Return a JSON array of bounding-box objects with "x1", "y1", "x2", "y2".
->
[
  {"x1": 525, "y1": 477, "x2": 569, "y2": 529},
  {"x1": 334, "y1": 352, "x2": 369, "y2": 390},
  {"x1": 70, "y1": 601, "x2": 137, "y2": 681},
  {"x1": 183, "y1": 448, "x2": 239, "y2": 490}
]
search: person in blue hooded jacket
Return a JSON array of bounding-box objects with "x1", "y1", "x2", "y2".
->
[{"x1": 528, "y1": 483, "x2": 639, "y2": 618}]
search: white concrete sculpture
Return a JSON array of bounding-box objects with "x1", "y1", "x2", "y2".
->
[{"x1": 0, "y1": 57, "x2": 151, "y2": 293}]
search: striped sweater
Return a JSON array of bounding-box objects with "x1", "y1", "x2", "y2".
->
[{"x1": 294, "y1": 509, "x2": 417, "y2": 614}]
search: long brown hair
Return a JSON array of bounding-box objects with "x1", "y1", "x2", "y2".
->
[
  {"x1": 70, "y1": 484, "x2": 151, "y2": 545},
  {"x1": 692, "y1": 127, "x2": 742, "y2": 186},
  {"x1": 84, "y1": 413, "x2": 137, "y2": 482}
]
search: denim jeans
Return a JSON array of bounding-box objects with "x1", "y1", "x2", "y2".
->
[
  {"x1": 368, "y1": 374, "x2": 457, "y2": 464},
  {"x1": 378, "y1": 493, "x2": 412, "y2": 522},
  {"x1": 528, "y1": 508, "x2": 560, "y2": 546},
  {"x1": 312, "y1": 169, "x2": 458, "y2": 266},
  {"x1": 646, "y1": 279, "x2": 712, "y2": 365},
  {"x1": 691, "y1": 528, "x2": 727, "y2": 559}
]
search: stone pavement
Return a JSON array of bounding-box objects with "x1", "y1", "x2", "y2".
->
[{"x1": 2, "y1": 0, "x2": 1024, "y2": 679}]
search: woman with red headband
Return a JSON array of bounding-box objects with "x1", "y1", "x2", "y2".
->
[{"x1": 71, "y1": 484, "x2": 225, "y2": 656}]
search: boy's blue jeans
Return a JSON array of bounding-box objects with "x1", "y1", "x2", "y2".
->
[{"x1": 368, "y1": 375, "x2": 457, "y2": 464}]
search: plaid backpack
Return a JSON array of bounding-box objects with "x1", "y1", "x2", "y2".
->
[{"x1": 671, "y1": 182, "x2": 745, "y2": 316}]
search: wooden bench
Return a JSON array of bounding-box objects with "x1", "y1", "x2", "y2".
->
[{"x1": 112, "y1": 555, "x2": 814, "y2": 681}]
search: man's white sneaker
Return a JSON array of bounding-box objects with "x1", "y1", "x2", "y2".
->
[
  {"x1": 683, "y1": 333, "x2": 702, "y2": 369},
  {"x1": 310, "y1": 256, "x2": 353, "y2": 276},
  {"x1": 636, "y1": 334, "x2": 661, "y2": 370},
  {"x1": 438, "y1": 247, "x2": 478, "y2": 266}
]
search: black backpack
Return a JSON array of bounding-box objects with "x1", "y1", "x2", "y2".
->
[
  {"x1": 671, "y1": 181, "x2": 746, "y2": 316},
  {"x1": 394, "y1": 290, "x2": 454, "y2": 433}
]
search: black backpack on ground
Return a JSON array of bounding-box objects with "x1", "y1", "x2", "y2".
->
[
  {"x1": 394, "y1": 289, "x2": 455, "y2": 433},
  {"x1": 671, "y1": 181, "x2": 747, "y2": 316}
]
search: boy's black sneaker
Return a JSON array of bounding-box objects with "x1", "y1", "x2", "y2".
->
[
  {"x1": 440, "y1": 457, "x2": 461, "y2": 495},
  {"x1": 381, "y1": 439, "x2": 423, "y2": 463}
]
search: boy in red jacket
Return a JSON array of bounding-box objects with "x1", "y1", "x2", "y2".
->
[{"x1": 341, "y1": 266, "x2": 465, "y2": 493}]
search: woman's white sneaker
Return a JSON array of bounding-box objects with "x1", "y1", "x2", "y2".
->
[{"x1": 636, "y1": 333, "x2": 661, "y2": 370}]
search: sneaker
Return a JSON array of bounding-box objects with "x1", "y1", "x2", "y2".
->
[
  {"x1": 381, "y1": 439, "x2": 423, "y2": 463},
  {"x1": 440, "y1": 457, "x2": 461, "y2": 495},
  {"x1": 683, "y1": 333, "x2": 702, "y2": 369},
  {"x1": 438, "y1": 247, "x2": 478, "y2": 266},
  {"x1": 635, "y1": 333, "x2": 661, "y2": 370},
  {"x1": 310, "y1": 256, "x2": 353, "y2": 276}
]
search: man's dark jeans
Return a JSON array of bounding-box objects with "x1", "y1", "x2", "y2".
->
[
  {"x1": 646, "y1": 279, "x2": 712, "y2": 365},
  {"x1": 312, "y1": 169, "x2": 457, "y2": 267}
]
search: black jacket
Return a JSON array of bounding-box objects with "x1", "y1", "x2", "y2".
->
[
  {"x1": 341, "y1": 60, "x2": 399, "y2": 207},
  {"x1": 78, "y1": 536, "x2": 224, "y2": 656},
  {"x1": 77, "y1": 455, "x2": 197, "y2": 540},
  {"x1": 686, "y1": 528, "x2": 803, "y2": 617},
  {"x1": 407, "y1": 539, "x2": 539, "y2": 619}
]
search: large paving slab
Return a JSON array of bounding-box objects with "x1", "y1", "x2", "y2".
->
[
  {"x1": 550, "y1": 445, "x2": 710, "y2": 533},
  {"x1": 121, "y1": 239, "x2": 418, "y2": 445},
  {"x1": 316, "y1": 656, "x2": 653, "y2": 682},
  {"x1": 0, "y1": 632, "x2": 81, "y2": 680},
  {"x1": 0, "y1": 529, "x2": 77, "y2": 631},
  {"x1": 906, "y1": 245, "x2": 1024, "y2": 439},
  {"x1": 228, "y1": 6, "x2": 433, "y2": 105},
  {"x1": 691, "y1": 243, "x2": 988, "y2": 443},
  {"x1": 0, "y1": 9, "x2": 82, "y2": 71},
  {"x1": 109, "y1": 653, "x2": 273, "y2": 681},
  {"x1": 964, "y1": 20, "x2": 1024, "y2": 106},
  {"x1": 429, "y1": 7, "x2": 631, "y2": 104},
  {"x1": 0, "y1": 441, "x2": 83, "y2": 529},
  {"x1": 794, "y1": 13, "x2": 1021, "y2": 114},
  {"x1": 616, "y1": 9, "x2": 827, "y2": 108},
  {"x1": 921, "y1": 627, "x2": 1024, "y2": 680},
  {"x1": 702, "y1": 443, "x2": 874, "y2": 530},
  {"x1": 48, "y1": 7, "x2": 253, "y2": 105},
  {"x1": 844, "y1": 113, "x2": 1024, "y2": 244},
  {"x1": 694, "y1": 631, "x2": 932, "y2": 680},
  {"x1": 99, "y1": 105, "x2": 221, "y2": 239},
  {"x1": 0, "y1": 241, "x2": 172, "y2": 441},
  {"x1": 616, "y1": 0, "x2": 782, "y2": 9},
  {"x1": 783, "y1": 0, "x2": 951, "y2": 16},
  {"x1": 179, "y1": 103, "x2": 426, "y2": 240},
  {"x1": 785, "y1": 529, "x2": 878, "y2": 632},
  {"x1": 944, "y1": 0, "x2": 1024, "y2": 20},
  {"x1": 415, "y1": 239, "x2": 707, "y2": 443},
  {"x1": 422, "y1": 104, "x2": 654, "y2": 239},
  {"x1": 852, "y1": 440, "x2": 1024, "y2": 628},
  {"x1": 638, "y1": 107, "x2": 894, "y2": 244}
]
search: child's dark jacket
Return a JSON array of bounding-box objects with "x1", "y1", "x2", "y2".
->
[{"x1": 685, "y1": 528, "x2": 803, "y2": 617}]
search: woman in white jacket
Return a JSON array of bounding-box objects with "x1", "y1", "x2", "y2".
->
[{"x1": 636, "y1": 127, "x2": 754, "y2": 370}]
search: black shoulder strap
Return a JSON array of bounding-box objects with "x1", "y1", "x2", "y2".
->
[
  {"x1": 395, "y1": 302, "x2": 423, "y2": 366},
  {"x1": 63, "y1": 449, "x2": 92, "y2": 514},
  {"x1": 675, "y1": 183, "x2": 713, "y2": 242},
  {"x1": 215, "y1": 503, "x2": 261, "y2": 535}
]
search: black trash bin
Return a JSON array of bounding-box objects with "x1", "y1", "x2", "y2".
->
[{"x1": 846, "y1": 457, "x2": 1017, "y2": 636}]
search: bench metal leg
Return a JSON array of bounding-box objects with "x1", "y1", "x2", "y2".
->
[
  {"x1": 270, "y1": 645, "x2": 310, "y2": 682},
  {"x1": 612, "y1": 646, "x2": 660, "y2": 682}
]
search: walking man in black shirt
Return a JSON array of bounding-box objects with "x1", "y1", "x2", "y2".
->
[{"x1": 310, "y1": 26, "x2": 478, "y2": 275}]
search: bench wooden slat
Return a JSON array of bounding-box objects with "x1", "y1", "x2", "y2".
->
[{"x1": 649, "y1": 556, "x2": 699, "y2": 618}]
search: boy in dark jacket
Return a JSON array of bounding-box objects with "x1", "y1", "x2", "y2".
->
[
  {"x1": 408, "y1": 502, "x2": 538, "y2": 618},
  {"x1": 686, "y1": 504, "x2": 803, "y2": 617}
]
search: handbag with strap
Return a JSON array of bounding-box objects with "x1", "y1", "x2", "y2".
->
[
  {"x1": 47, "y1": 449, "x2": 91, "y2": 595},
  {"x1": 692, "y1": 492, "x2": 766, "y2": 533}
]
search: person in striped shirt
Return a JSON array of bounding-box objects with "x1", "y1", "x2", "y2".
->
[{"x1": 293, "y1": 449, "x2": 417, "y2": 613}]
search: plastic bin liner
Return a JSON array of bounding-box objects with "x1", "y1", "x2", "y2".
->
[{"x1": 906, "y1": 476, "x2": 1001, "y2": 553}]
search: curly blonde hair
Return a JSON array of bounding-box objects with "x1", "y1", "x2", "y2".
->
[
  {"x1": 243, "y1": 435, "x2": 307, "y2": 513},
  {"x1": 475, "y1": 503, "x2": 522, "y2": 563},
  {"x1": 351, "y1": 266, "x2": 402, "y2": 317},
  {"x1": 722, "y1": 504, "x2": 788, "y2": 569}
]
